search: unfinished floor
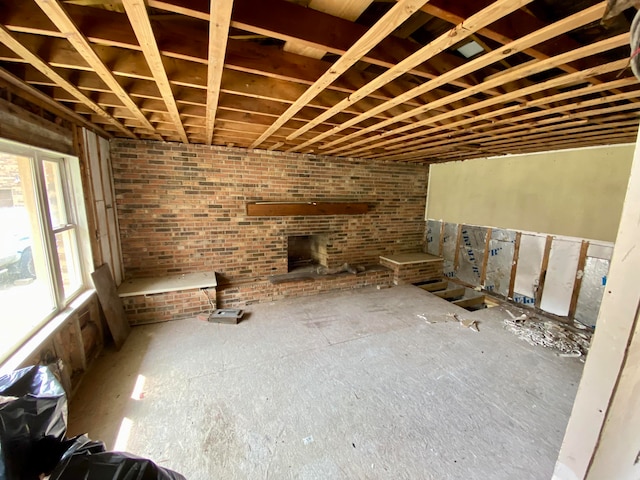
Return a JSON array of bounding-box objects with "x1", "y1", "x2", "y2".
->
[{"x1": 68, "y1": 285, "x2": 583, "y2": 479}]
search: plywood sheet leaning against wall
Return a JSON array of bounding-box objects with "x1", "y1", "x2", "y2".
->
[
  {"x1": 91, "y1": 263, "x2": 130, "y2": 350},
  {"x1": 425, "y1": 219, "x2": 612, "y2": 324}
]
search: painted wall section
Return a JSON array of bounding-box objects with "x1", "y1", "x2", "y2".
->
[{"x1": 427, "y1": 144, "x2": 634, "y2": 242}]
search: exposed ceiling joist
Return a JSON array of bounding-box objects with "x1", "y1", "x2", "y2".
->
[
  {"x1": 121, "y1": 0, "x2": 188, "y2": 143},
  {"x1": 291, "y1": 2, "x2": 607, "y2": 152},
  {"x1": 249, "y1": 0, "x2": 430, "y2": 148},
  {"x1": 0, "y1": 23, "x2": 136, "y2": 138},
  {"x1": 34, "y1": 0, "x2": 162, "y2": 140},
  {"x1": 284, "y1": 0, "x2": 534, "y2": 146},
  {"x1": 205, "y1": 0, "x2": 233, "y2": 145}
]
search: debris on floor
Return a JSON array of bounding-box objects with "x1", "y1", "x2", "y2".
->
[{"x1": 503, "y1": 310, "x2": 592, "y2": 358}]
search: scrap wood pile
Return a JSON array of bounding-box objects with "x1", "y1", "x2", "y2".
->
[{"x1": 503, "y1": 311, "x2": 592, "y2": 358}]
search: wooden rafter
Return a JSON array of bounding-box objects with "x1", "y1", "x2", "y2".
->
[
  {"x1": 0, "y1": 65, "x2": 112, "y2": 137},
  {"x1": 0, "y1": 24, "x2": 135, "y2": 138},
  {"x1": 205, "y1": 0, "x2": 233, "y2": 145},
  {"x1": 283, "y1": 0, "x2": 533, "y2": 147},
  {"x1": 248, "y1": 0, "x2": 430, "y2": 148},
  {"x1": 34, "y1": 0, "x2": 161, "y2": 139},
  {"x1": 289, "y1": 2, "x2": 606, "y2": 153},
  {"x1": 0, "y1": 0, "x2": 635, "y2": 159},
  {"x1": 325, "y1": 35, "x2": 629, "y2": 156},
  {"x1": 121, "y1": 0, "x2": 188, "y2": 143}
]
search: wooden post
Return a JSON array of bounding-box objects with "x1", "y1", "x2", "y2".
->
[
  {"x1": 568, "y1": 240, "x2": 590, "y2": 319},
  {"x1": 508, "y1": 232, "x2": 522, "y2": 299},
  {"x1": 480, "y1": 227, "x2": 492, "y2": 286}
]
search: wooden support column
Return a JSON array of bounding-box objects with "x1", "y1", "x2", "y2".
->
[{"x1": 508, "y1": 232, "x2": 522, "y2": 299}]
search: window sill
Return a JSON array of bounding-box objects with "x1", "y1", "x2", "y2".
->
[{"x1": 0, "y1": 289, "x2": 96, "y2": 376}]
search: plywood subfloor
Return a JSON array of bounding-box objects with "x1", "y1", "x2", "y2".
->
[{"x1": 68, "y1": 285, "x2": 583, "y2": 479}]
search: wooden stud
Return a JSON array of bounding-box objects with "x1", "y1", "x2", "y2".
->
[
  {"x1": 438, "y1": 222, "x2": 445, "y2": 257},
  {"x1": 569, "y1": 240, "x2": 591, "y2": 319},
  {"x1": 508, "y1": 232, "x2": 522, "y2": 299},
  {"x1": 535, "y1": 235, "x2": 554, "y2": 306}
]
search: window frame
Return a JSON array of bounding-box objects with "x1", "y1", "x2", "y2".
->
[{"x1": 0, "y1": 138, "x2": 93, "y2": 362}]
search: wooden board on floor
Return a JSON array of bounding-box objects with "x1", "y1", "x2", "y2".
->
[
  {"x1": 418, "y1": 280, "x2": 448, "y2": 292},
  {"x1": 91, "y1": 263, "x2": 130, "y2": 350},
  {"x1": 433, "y1": 287, "x2": 465, "y2": 299},
  {"x1": 452, "y1": 296, "x2": 486, "y2": 308}
]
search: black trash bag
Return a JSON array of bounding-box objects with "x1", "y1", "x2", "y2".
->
[
  {"x1": 0, "y1": 365, "x2": 68, "y2": 480},
  {"x1": 50, "y1": 439, "x2": 187, "y2": 480}
]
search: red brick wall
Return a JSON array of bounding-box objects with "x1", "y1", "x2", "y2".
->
[{"x1": 111, "y1": 140, "x2": 428, "y2": 306}]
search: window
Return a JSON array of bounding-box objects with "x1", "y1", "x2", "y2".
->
[{"x1": 0, "y1": 140, "x2": 91, "y2": 362}]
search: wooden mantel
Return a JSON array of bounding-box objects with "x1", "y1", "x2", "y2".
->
[{"x1": 246, "y1": 202, "x2": 369, "y2": 216}]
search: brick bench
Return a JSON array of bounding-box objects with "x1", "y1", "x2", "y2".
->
[
  {"x1": 379, "y1": 253, "x2": 443, "y2": 285},
  {"x1": 118, "y1": 271, "x2": 217, "y2": 325}
]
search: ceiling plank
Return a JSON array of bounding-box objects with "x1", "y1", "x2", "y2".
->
[
  {"x1": 283, "y1": 0, "x2": 373, "y2": 59},
  {"x1": 282, "y1": 0, "x2": 532, "y2": 147},
  {"x1": 290, "y1": 2, "x2": 606, "y2": 152},
  {"x1": 0, "y1": 24, "x2": 136, "y2": 138},
  {"x1": 34, "y1": 0, "x2": 162, "y2": 141},
  {"x1": 121, "y1": 0, "x2": 188, "y2": 143},
  {"x1": 205, "y1": 0, "x2": 233, "y2": 145},
  {"x1": 249, "y1": 0, "x2": 429, "y2": 148}
]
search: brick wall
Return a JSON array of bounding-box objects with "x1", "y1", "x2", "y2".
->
[{"x1": 111, "y1": 140, "x2": 428, "y2": 308}]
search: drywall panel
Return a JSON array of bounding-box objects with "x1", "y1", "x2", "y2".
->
[
  {"x1": 427, "y1": 144, "x2": 634, "y2": 242},
  {"x1": 457, "y1": 225, "x2": 487, "y2": 286},
  {"x1": 575, "y1": 257, "x2": 609, "y2": 327},
  {"x1": 426, "y1": 220, "x2": 441, "y2": 256},
  {"x1": 485, "y1": 229, "x2": 516, "y2": 297},
  {"x1": 513, "y1": 234, "x2": 545, "y2": 300},
  {"x1": 540, "y1": 239, "x2": 581, "y2": 316}
]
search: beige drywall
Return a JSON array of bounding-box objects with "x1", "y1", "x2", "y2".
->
[{"x1": 426, "y1": 144, "x2": 634, "y2": 242}]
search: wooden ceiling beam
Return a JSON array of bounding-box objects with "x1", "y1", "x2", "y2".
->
[
  {"x1": 248, "y1": 0, "x2": 429, "y2": 148},
  {"x1": 34, "y1": 0, "x2": 162, "y2": 141},
  {"x1": 147, "y1": 0, "x2": 495, "y2": 91},
  {"x1": 327, "y1": 35, "x2": 629, "y2": 156},
  {"x1": 0, "y1": 65, "x2": 112, "y2": 137},
  {"x1": 377, "y1": 77, "x2": 639, "y2": 156},
  {"x1": 0, "y1": 5, "x2": 473, "y2": 118},
  {"x1": 290, "y1": 2, "x2": 605, "y2": 152},
  {"x1": 121, "y1": 0, "x2": 188, "y2": 143},
  {"x1": 0, "y1": 24, "x2": 135, "y2": 138},
  {"x1": 205, "y1": 0, "x2": 233, "y2": 145},
  {"x1": 280, "y1": 0, "x2": 532, "y2": 150}
]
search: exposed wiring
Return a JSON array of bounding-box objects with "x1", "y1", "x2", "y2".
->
[
  {"x1": 201, "y1": 287, "x2": 216, "y2": 312},
  {"x1": 631, "y1": 9, "x2": 640, "y2": 80}
]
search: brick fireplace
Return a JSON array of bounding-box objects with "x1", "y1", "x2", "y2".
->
[{"x1": 111, "y1": 140, "x2": 429, "y2": 310}]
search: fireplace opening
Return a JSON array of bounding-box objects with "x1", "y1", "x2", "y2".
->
[{"x1": 287, "y1": 234, "x2": 328, "y2": 272}]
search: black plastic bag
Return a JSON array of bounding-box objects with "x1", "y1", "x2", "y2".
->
[
  {"x1": 0, "y1": 365, "x2": 68, "y2": 480},
  {"x1": 50, "y1": 435, "x2": 185, "y2": 480}
]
